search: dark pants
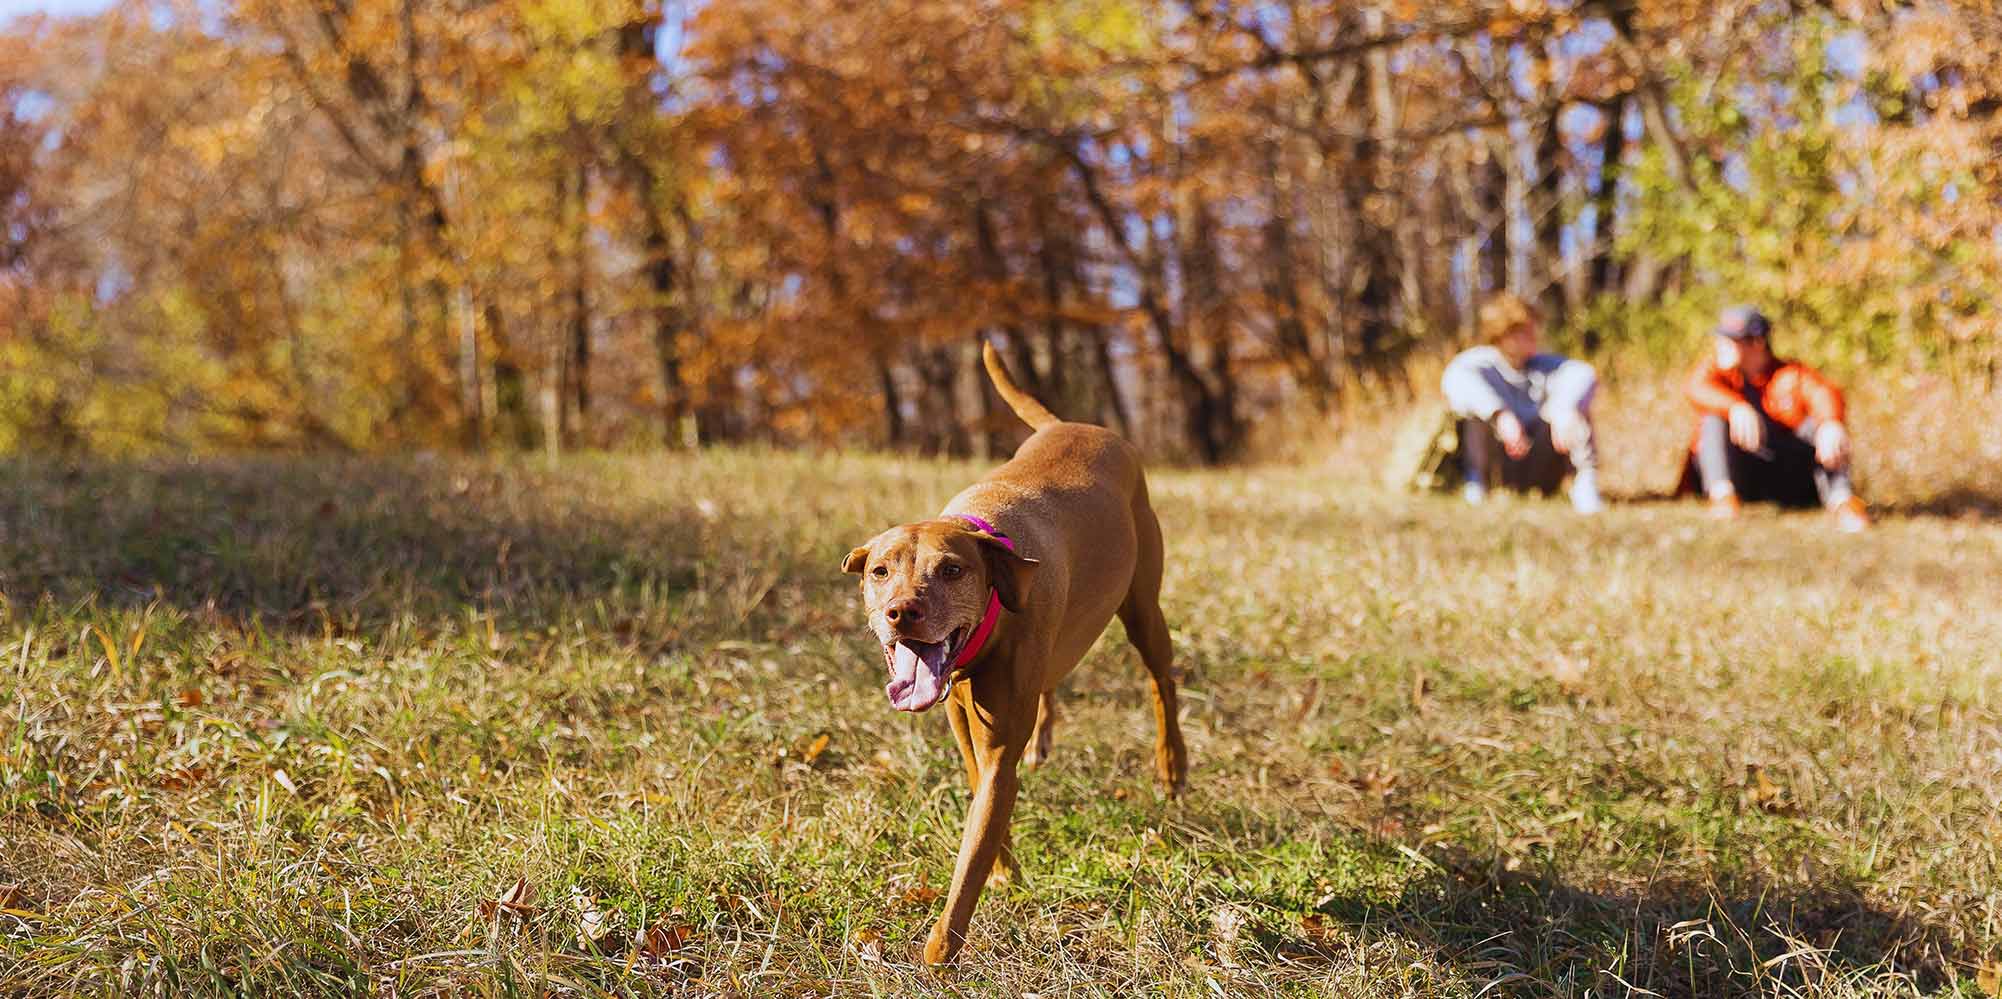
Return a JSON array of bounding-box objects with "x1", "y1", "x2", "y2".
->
[
  {"x1": 1696, "y1": 414, "x2": 1853, "y2": 509},
  {"x1": 1459, "y1": 418, "x2": 1572, "y2": 495}
]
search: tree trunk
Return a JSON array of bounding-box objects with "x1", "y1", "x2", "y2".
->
[
  {"x1": 1352, "y1": 69, "x2": 1399, "y2": 367},
  {"x1": 1087, "y1": 328, "x2": 1132, "y2": 437},
  {"x1": 915, "y1": 345, "x2": 968, "y2": 457},
  {"x1": 1364, "y1": 6, "x2": 1421, "y2": 329},
  {"x1": 876, "y1": 352, "x2": 906, "y2": 449},
  {"x1": 1533, "y1": 92, "x2": 1569, "y2": 329},
  {"x1": 968, "y1": 336, "x2": 1001, "y2": 459},
  {"x1": 1261, "y1": 145, "x2": 1337, "y2": 409},
  {"x1": 485, "y1": 303, "x2": 537, "y2": 450},
  {"x1": 646, "y1": 218, "x2": 688, "y2": 446},
  {"x1": 1175, "y1": 199, "x2": 1241, "y2": 462},
  {"x1": 973, "y1": 200, "x2": 1044, "y2": 396},
  {"x1": 566, "y1": 161, "x2": 591, "y2": 444},
  {"x1": 1587, "y1": 97, "x2": 1629, "y2": 305},
  {"x1": 611, "y1": 10, "x2": 696, "y2": 447},
  {"x1": 541, "y1": 334, "x2": 563, "y2": 462},
  {"x1": 1059, "y1": 135, "x2": 1229, "y2": 461},
  {"x1": 1476, "y1": 141, "x2": 1509, "y2": 298}
]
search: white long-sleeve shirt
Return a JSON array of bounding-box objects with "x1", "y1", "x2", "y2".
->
[{"x1": 1440, "y1": 345, "x2": 1597, "y2": 427}]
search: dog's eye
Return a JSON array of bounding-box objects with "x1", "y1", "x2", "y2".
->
[
  {"x1": 870, "y1": 565, "x2": 889, "y2": 578},
  {"x1": 940, "y1": 563, "x2": 964, "y2": 579}
]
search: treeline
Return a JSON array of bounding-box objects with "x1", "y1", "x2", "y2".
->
[{"x1": 1, "y1": 0, "x2": 1998, "y2": 460}]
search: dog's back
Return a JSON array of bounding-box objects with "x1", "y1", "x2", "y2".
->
[{"x1": 976, "y1": 341, "x2": 1143, "y2": 496}]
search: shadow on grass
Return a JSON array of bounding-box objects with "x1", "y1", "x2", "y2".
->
[
  {"x1": 1164, "y1": 799, "x2": 1961, "y2": 995},
  {"x1": 1875, "y1": 485, "x2": 2002, "y2": 522},
  {"x1": 1304, "y1": 849, "x2": 1962, "y2": 997},
  {"x1": 0, "y1": 456, "x2": 718, "y2": 633}
]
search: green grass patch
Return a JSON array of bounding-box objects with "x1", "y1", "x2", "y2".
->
[{"x1": 1, "y1": 451, "x2": 1996, "y2": 996}]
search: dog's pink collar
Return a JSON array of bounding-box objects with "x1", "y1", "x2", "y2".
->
[{"x1": 948, "y1": 514, "x2": 1011, "y2": 672}]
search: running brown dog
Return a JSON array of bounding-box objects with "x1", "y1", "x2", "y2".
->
[{"x1": 842, "y1": 343, "x2": 1189, "y2": 965}]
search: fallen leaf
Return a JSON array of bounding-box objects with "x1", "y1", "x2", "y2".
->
[
  {"x1": 1298, "y1": 912, "x2": 1336, "y2": 943},
  {"x1": 478, "y1": 876, "x2": 539, "y2": 921},
  {"x1": 1356, "y1": 768, "x2": 1398, "y2": 797},
  {"x1": 1976, "y1": 960, "x2": 2000, "y2": 998},
  {"x1": 1409, "y1": 670, "x2": 1430, "y2": 715},
  {"x1": 849, "y1": 926, "x2": 882, "y2": 962},
  {"x1": 899, "y1": 885, "x2": 940, "y2": 905},
  {"x1": 571, "y1": 887, "x2": 615, "y2": 949},
  {"x1": 1209, "y1": 906, "x2": 1248, "y2": 969},
  {"x1": 1743, "y1": 764, "x2": 1789, "y2": 813},
  {"x1": 272, "y1": 769, "x2": 299, "y2": 797},
  {"x1": 157, "y1": 765, "x2": 209, "y2": 791},
  {"x1": 174, "y1": 689, "x2": 203, "y2": 708},
  {"x1": 802, "y1": 733, "x2": 831, "y2": 766},
  {"x1": 637, "y1": 916, "x2": 697, "y2": 959},
  {"x1": 1112, "y1": 786, "x2": 1130, "y2": 801}
]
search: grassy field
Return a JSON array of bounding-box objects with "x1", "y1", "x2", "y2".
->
[{"x1": 1, "y1": 449, "x2": 1999, "y2": 997}]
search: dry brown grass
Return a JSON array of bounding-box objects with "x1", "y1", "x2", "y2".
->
[{"x1": 0, "y1": 442, "x2": 1998, "y2": 997}]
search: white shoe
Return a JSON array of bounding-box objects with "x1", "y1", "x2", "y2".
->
[
  {"x1": 1462, "y1": 481, "x2": 1487, "y2": 505},
  {"x1": 1570, "y1": 471, "x2": 1604, "y2": 515}
]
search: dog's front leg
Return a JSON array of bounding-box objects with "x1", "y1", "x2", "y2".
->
[
  {"x1": 925, "y1": 691, "x2": 1030, "y2": 966},
  {"x1": 947, "y1": 696, "x2": 1018, "y2": 886}
]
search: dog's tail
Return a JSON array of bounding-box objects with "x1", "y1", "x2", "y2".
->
[{"x1": 982, "y1": 341, "x2": 1059, "y2": 431}]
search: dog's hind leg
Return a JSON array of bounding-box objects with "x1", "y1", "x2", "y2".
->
[
  {"x1": 1022, "y1": 691, "x2": 1057, "y2": 769},
  {"x1": 1119, "y1": 499, "x2": 1189, "y2": 795}
]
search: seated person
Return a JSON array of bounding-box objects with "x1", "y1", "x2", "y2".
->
[
  {"x1": 1678, "y1": 305, "x2": 1869, "y2": 531},
  {"x1": 1441, "y1": 294, "x2": 1601, "y2": 513}
]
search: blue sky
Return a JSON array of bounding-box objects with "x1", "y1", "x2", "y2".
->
[{"x1": 1, "y1": 0, "x2": 114, "y2": 22}]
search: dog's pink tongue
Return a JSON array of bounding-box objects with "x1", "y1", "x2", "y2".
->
[{"x1": 886, "y1": 640, "x2": 947, "y2": 712}]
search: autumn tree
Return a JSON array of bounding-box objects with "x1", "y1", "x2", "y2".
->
[{"x1": 3, "y1": 0, "x2": 1996, "y2": 458}]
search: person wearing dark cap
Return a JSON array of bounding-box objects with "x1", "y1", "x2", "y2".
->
[{"x1": 1678, "y1": 306, "x2": 1869, "y2": 531}]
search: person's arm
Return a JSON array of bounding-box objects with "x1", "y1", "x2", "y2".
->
[
  {"x1": 1685, "y1": 359, "x2": 1744, "y2": 416},
  {"x1": 1793, "y1": 364, "x2": 1851, "y2": 467},
  {"x1": 1441, "y1": 348, "x2": 1507, "y2": 421},
  {"x1": 1796, "y1": 364, "x2": 1848, "y2": 425}
]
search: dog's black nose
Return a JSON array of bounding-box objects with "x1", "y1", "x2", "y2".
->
[{"x1": 885, "y1": 600, "x2": 924, "y2": 625}]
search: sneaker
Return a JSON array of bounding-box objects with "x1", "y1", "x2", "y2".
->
[
  {"x1": 1462, "y1": 481, "x2": 1487, "y2": 505},
  {"x1": 1833, "y1": 496, "x2": 1870, "y2": 533},
  {"x1": 1707, "y1": 494, "x2": 1741, "y2": 520},
  {"x1": 1569, "y1": 471, "x2": 1604, "y2": 515}
]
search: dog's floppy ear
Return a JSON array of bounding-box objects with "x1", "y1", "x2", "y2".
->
[
  {"x1": 841, "y1": 544, "x2": 872, "y2": 575},
  {"x1": 976, "y1": 535, "x2": 1040, "y2": 612}
]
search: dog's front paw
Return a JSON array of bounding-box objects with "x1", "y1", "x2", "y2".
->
[{"x1": 922, "y1": 924, "x2": 963, "y2": 967}]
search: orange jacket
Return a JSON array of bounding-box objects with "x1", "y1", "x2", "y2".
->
[{"x1": 1685, "y1": 356, "x2": 1846, "y2": 452}]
